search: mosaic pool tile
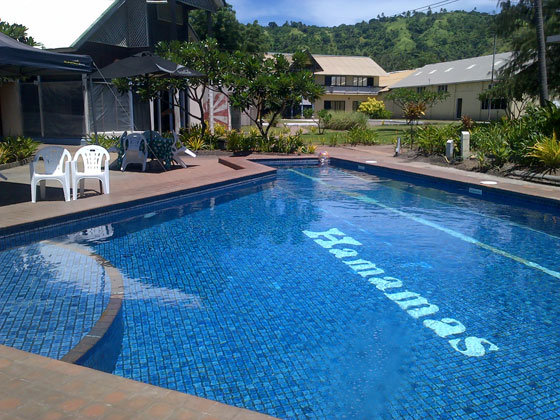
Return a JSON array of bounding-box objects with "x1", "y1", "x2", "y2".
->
[
  {"x1": 2, "y1": 165, "x2": 560, "y2": 419},
  {"x1": 0, "y1": 242, "x2": 110, "y2": 360}
]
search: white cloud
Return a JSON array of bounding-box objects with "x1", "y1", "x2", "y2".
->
[{"x1": 1, "y1": 0, "x2": 115, "y2": 48}]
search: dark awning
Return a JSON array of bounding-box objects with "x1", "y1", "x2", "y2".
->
[{"x1": 0, "y1": 32, "x2": 93, "y2": 77}]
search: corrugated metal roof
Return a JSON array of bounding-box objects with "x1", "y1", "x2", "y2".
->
[
  {"x1": 313, "y1": 55, "x2": 387, "y2": 77},
  {"x1": 379, "y1": 69, "x2": 416, "y2": 92},
  {"x1": 390, "y1": 53, "x2": 513, "y2": 88}
]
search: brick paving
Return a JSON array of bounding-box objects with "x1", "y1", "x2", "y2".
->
[{"x1": 0, "y1": 145, "x2": 558, "y2": 419}]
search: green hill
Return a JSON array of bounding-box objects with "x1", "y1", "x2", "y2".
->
[{"x1": 256, "y1": 11, "x2": 509, "y2": 72}]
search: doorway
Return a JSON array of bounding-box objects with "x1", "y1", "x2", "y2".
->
[{"x1": 456, "y1": 98, "x2": 463, "y2": 119}]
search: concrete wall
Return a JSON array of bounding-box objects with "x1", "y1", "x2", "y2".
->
[
  {"x1": 0, "y1": 82, "x2": 23, "y2": 137},
  {"x1": 379, "y1": 82, "x2": 510, "y2": 121}
]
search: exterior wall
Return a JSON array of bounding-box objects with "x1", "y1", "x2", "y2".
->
[
  {"x1": 313, "y1": 94, "x2": 377, "y2": 112},
  {"x1": 379, "y1": 82, "x2": 509, "y2": 121},
  {"x1": 314, "y1": 74, "x2": 381, "y2": 113},
  {"x1": 0, "y1": 82, "x2": 23, "y2": 137}
]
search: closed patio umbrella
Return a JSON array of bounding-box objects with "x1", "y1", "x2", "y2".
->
[{"x1": 91, "y1": 51, "x2": 203, "y2": 80}]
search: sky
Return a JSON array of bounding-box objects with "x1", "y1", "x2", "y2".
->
[
  {"x1": 227, "y1": 0, "x2": 499, "y2": 26},
  {"x1": 1, "y1": 0, "x2": 500, "y2": 49}
]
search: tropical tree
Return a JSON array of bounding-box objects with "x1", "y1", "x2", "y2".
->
[
  {"x1": 189, "y1": 3, "x2": 244, "y2": 52},
  {"x1": 385, "y1": 88, "x2": 449, "y2": 145},
  {"x1": 159, "y1": 39, "x2": 227, "y2": 137},
  {"x1": 224, "y1": 50, "x2": 325, "y2": 140},
  {"x1": 113, "y1": 40, "x2": 229, "y2": 139},
  {"x1": 0, "y1": 19, "x2": 40, "y2": 46},
  {"x1": 494, "y1": 0, "x2": 560, "y2": 98}
]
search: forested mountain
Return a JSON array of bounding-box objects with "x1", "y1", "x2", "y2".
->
[
  {"x1": 192, "y1": 8, "x2": 510, "y2": 72},
  {"x1": 261, "y1": 11, "x2": 509, "y2": 72}
]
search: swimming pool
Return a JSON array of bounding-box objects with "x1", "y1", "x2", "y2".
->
[{"x1": 1, "y1": 163, "x2": 559, "y2": 419}]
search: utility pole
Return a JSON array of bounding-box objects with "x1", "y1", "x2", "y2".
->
[{"x1": 535, "y1": 0, "x2": 549, "y2": 105}]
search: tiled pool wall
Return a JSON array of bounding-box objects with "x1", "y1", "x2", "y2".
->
[
  {"x1": 73, "y1": 308, "x2": 124, "y2": 373},
  {"x1": 0, "y1": 173, "x2": 276, "y2": 251},
  {"x1": 331, "y1": 158, "x2": 560, "y2": 214}
]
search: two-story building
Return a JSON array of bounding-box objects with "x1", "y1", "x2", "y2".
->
[{"x1": 311, "y1": 55, "x2": 387, "y2": 112}]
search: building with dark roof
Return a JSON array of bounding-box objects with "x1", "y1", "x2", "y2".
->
[{"x1": 1, "y1": 0, "x2": 225, "y2": 141}]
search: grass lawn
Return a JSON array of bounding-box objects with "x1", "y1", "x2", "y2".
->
[
  {"x1": 302, "y1": 125, "x2": 410, "y2": 146},
  {"x1": 240, "y1": 122, "x2": 449, "y2": 147}
]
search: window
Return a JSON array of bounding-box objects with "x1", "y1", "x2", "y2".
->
[
  {"x1": 417, "y1": 86, "x2": 425, "y2": 93},
  {"x1": 438, "y1": 85, "x2": 448, "y2": 93},
  {"x1": 481, "y1": 98, "x2": 507, "y2": 110},
  {"x1": 353, "y1": 77, "x2": 367, "y2": 87},
  {"x1": 333, "y1": 101, "x2": 346, "y2": 111},
  {"x1": 352, "y1": 101, "x2": 361, "y2": 111},
  {"x1": 331, "y1": 76, "x2": 346, "y2": 86},
  {"x1": 324, "y1": 100, "x2": 345, "y2": 111}
]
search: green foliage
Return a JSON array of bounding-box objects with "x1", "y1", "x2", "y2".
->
[
  {"x1": 256, "y1": 11, "x2": 504, "y2": 72},
  {"x1": 471, "y1": 124, "x2": 513, "y2": 167},
  {"x1": 0, "y1": 19, "x2": 40, "y2": 46},
  {"x1": 0, "y1": 136, "x2": 39, "y2": 164},
  {"x1": 179, "y1": 125, "x2": 207, "y2": 151},
  {"x1": 495, "y1": 0, "x2": 560, "y2": 98},
  {"x1": 225, "y1": 50, "x2": 325, "y2": 141},
  {"x1": 415, "y1": 124, "x2": 460, "y2": 155},
  {"x1": 225, "y1": 130, "x2": 245, "y2": 152},
  {"x1": 316, "y1": 109, "x2": 332, "y2": 134},
  {"x1": 345, "y1": 126, "x2": 379, "y2": 146},
  {"x1": 303, "y1": 108, "x2": 314, "y2": 119},
  {"x1": 357, "y1": 97, "x2": 392, "y2": 119},
  {"x1": 86, "y1": 133, "x2": 119, "y2": 150},
  {"x1": 325, "y1": 112, "x2": 368, "y2": 131},
  {"x1": 527, "y1": 133, "x2": 560, "y2": 171}
]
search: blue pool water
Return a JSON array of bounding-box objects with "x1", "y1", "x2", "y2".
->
[{"x1": 1, "y1": 164, "x2": 560, "y2": 419}]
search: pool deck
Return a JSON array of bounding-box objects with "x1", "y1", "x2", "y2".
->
[{"x1": 1, "y1": 145, "x2": 559, "y2": 419}]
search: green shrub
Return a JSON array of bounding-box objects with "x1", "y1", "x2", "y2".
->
[
  {"x1": 87, "y1": 133, "x2": 120, "y2": 150},
  {"x1": 357, "y1": 97, "x2": 392, "y2": 119},
  {"x1": 325, "y1": 111, "x2": 367, "y2": 131},
  {"x1": 271, "y1": 129, "x2": 305, "y2": 154},
  {"x1": 316, "y1": 109, "x2": 332, "y2": 134},
  {"x1": 303, "y1": 108, "x2": 314, "y2": 119},
  {"x1": 527, "y1": 133, "x2": 560, "y2": 171},
  {"x1": 328, "y1": 133, "x2": 342, "y2": 147},
  {"x1": 416, "y1": 124, "x2": 460, "y2": 156},
  {"x1": 225, "y1": 130, "x2": 245, "y2": 152},
  {"x1": 471, "y1": 124, "x2": 512, "y2": 168},
  {"x1": 0, "y1": 136, "x2": 39, "y2": 164},
  {"x1": 345, "y1": 126, "x2": 379, "y2": 146}
]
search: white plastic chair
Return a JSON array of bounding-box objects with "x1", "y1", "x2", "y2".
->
[
  {"x1": 30, "y1": 146, "x2": 72, "y2": 203},
  {"x1": 121, "y1": 133, "x2": 148, "y2": 172},
  {"x1": 171, "y1": 132, "x2": 196, "y2": 168},
  {"x1": 71, "y1": 145, "x2": 111, "y2": 200}
]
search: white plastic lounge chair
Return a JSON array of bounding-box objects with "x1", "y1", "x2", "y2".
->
[
  {"x1": 121, "y1": 133, "x2": 148, "y2": 172},
  {"x1": 30, "y1": 146, "x2": 72, "y2": 203},
  {"x1": 71, "y1": 145, "x2": 111, "y2": 200},
  {"x1": 172, "y1": 132, "x2": 196, "y2": 168}
]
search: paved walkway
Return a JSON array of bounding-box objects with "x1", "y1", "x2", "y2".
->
[{"x1": 0, "y1": 145, "x2": 559, "y2": 420}]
